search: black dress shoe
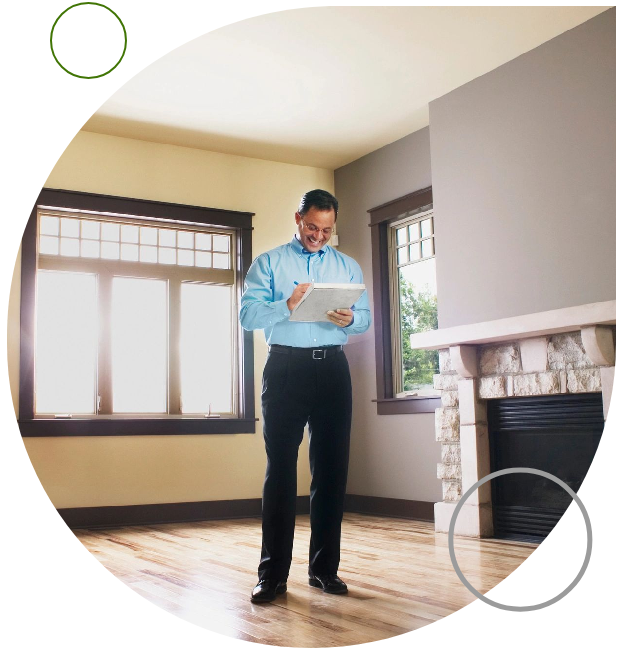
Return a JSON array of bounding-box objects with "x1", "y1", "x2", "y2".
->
[
  {"x1": 250, "y1": 579, "x2": 287, "y2": 603},
  {"x1": 308, "y1": 573, "x2": 348, "y2": 594}
]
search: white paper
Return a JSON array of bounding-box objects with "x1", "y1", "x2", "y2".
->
[{"x1": 289, "y1": 283, "x2": 366, "y2": 322}]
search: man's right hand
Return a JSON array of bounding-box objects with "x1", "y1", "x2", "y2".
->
[{"x1": 287, "y1": 283, "x2": 312, "y2": 312}]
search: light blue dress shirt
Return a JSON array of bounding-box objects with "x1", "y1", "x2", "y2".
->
[{"x1": 240, "y1": 236, "x2": 371, "y2": 346}]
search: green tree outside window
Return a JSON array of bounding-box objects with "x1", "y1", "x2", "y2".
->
[{"x1": 399, "y1": 275, "x2": 439, "y2": 390}]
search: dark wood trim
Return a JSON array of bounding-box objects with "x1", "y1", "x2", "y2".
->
[
  {"x1": 373, "y1": 397, "x2": 441, "y2": 415},
  {"x1": 344, "y1": 495, "x2": 434, "y2": 521},
  {"x1": 371, "y1": 221, "x2": 393, "y2": 401},
  {"x1": 60, "y1": 496, "x2": 311, "y2": 529},
  {"x1": 38, "y1": 187, "x2": 254, "y2": 229},
  {"x1": 18, "y1": 418, "x2": 259, "y2": 437},
  {"x1": 19, "y1": 202, "x2": 37, "y2": 421},
  {"x1": 238, "y1": 221, "x2": 255, "y2": 421},
  {"x1": 58, "y1": 494, "x2": 434, "y2": 529},
  {"x1": 19, "y1": 188, "x2": 255, "y2": 435},
  {"x1": 369, "y1": 187, "x2": 437, "y2": 415},
  {"x1": 368, "y1": 187, "x2": 433, "y2": 226}
]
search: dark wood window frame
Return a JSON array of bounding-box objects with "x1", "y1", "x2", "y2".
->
[
  {"x1": 369, "y1": 186, "x2": 441, "y2": 415},
  {"x1": 18, "y1": 188, "x2": 256, "y2": 437}
]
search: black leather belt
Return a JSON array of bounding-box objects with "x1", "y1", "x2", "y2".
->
[{"x1": 269, "y1": 344, "x2": 343, "y2": 360}]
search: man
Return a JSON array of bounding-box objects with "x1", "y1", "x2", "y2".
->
[{"x1": 240, "y1": 189, "x2": 371, "y2": 603}]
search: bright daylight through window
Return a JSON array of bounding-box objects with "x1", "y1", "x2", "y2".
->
[
  {"x1": 389, "y1": 209, "x2": 439, "y2": 396},
  {"x1": 35, "y1": 209, "x2": 236, "y2": 418}
]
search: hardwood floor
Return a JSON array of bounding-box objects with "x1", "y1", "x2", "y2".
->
[{"x1": 74, "y1": 513, "x2": 536, "y2": 647}]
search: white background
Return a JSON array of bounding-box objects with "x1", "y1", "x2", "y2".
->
[{"x1": 1, "y1": 2, "x2": 617, "y2": 650}]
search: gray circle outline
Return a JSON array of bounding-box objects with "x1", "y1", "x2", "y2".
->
[{"x1": 448, "y1": 467, "x2": 592, "y2": 611}]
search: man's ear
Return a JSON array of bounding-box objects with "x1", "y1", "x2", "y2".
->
[{"x1": 294, "y1": 212, "x2": 302, "y2": 224}]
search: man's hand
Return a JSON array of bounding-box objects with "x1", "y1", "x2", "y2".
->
[
  {"x1": 327, "y1": 309, "x2": 353, "y2": 328},
  {"x1": 287, "y1": 283, "x2": 312, "y2": 312}
]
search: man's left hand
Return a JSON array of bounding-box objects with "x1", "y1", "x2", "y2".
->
[{"x1": 327, "y1": 309, "x2": 353, "y2": 328}]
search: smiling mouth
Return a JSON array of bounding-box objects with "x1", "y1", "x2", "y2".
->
[{"x1": 307, "y1": 236, "x2": 323, "y2": 246}]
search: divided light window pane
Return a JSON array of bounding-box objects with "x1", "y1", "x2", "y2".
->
[
  {"x1": 159, "y1": 248, "x2": 176, "y2": 265},
  {"x1": 38, "y1": 214, "x2": 232, "y2": 270},
  {"x1": 121, "y1": 224, "x2": 139, "y2": 243},
  {"x1": 421, "y1": 238, "x2": 433, "y2": 258},
  {"x1": 121, "y1": 243, "x2": 139, "y2": 261},
  {"x1": 61, "y1": 218, "x2": 79, "y2": 237},
  {"x1": 35, "y1": 271, "x2": 98, "y2": 414},
  {"x1": 178, "y1": 249, "x2": 194, "y2": 266},
  {"x1": 81, "y1": 240, "x2": 100, "y2": 258},
  {"x1": 196, "y1": 252, "x2": 212, "y2": 268},
  {"x1": 40, "y1": 235, "x2": 59, "y2": 255},
  {"x1": 196, "y1": 233, "x2": 211, "y2": 250},
  {"x1": 212, "y1": 235, "x2": 230, "y2": 252},
  {"x1": 81, "y1": 220, "x2": 100, "y2": 240},
  {"x1": 140, "y1": 245, "x2": 158, "y2": 263},
  {"x1": 40, "y1": 215, "x2": 59, "y2": 236},
  {"x1": 101, "y1": 241, "x2": 120, "y2": 259},
  {"x1": 140, "y1": 226, "x2": 157, "y2": 245},
  {"x1": 213, "y1": 253, "x2": 230, "y2": 269},
  {"x1": 102, "y1": 222, "x2": 120, "y2": 241},
  {"x1": 60, "y1": 238, "x2": 80, "y2": 257},
  {"x1": 159, "y1": 229, "x2": 176, "y2": 247},
  {"x1": 111, "y1": 277, "x2": 168, "y2": 414},
  {"x1": 178, "y1": 231, "x2": 193, "y2": 249},
  {"x1": 180, "y1": 283, "x2": 233, "y2": 414}
]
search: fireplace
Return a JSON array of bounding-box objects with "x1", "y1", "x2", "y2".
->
[
  {"x1": 409, "y1": 300, "x2": 615, "y2": 538},
  {"x1": 487, "y1": 394, "x2": 604, "y2": 542}
]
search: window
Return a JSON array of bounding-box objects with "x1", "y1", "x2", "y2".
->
[
  {"x1": 388, "y1": 209, "x2": 439, "y2": 397},
  {"x1": 369, "y1": 187, "x2": 441, "y2": 415},
  {"x1": 19, "y1": 189, "x2": 256, "y2": 436}
]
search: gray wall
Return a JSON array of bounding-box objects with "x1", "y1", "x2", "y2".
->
[
  {"x1": 430, "y1": 8, "x2": 615, "y2": 328},
  {"x1": 335, "y1": 9, "x2": 614, "y2": 503},
  {"x1": 335, "y1": 128, "x2": 442, "y2": 504}
]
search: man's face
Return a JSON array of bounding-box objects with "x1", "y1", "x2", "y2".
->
[{"x1": 295, "y1": 207, "x2": 336, "y2": 253}]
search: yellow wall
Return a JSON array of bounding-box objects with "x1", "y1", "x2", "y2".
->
[{"x1": 7, "y1": 130, "x2": 333, "y2": 508}]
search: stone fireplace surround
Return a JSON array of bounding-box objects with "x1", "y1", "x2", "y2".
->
[{"x1": 409, "y1": 300, "x2": 615, "y2": 538}]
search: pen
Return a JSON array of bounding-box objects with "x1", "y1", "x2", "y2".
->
[{"x1": 294, "y1": 281, "x2": 299, "y2": 285}]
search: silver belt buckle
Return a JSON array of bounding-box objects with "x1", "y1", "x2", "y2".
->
[{"x1": 312, "y1": 349, "x2": 326, "y2": 360}]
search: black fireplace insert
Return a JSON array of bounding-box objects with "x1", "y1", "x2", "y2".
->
[{"x1": 487, "y1": 393, "x2": 604, "y2": 543}]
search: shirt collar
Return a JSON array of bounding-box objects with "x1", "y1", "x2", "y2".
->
[{"x1": 290, "y1": 235, "x2": 327, "y2": 257}]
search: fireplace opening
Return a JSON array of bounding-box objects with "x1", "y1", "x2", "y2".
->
[{"x1": 487, "y1": 393, "x2": 604, "y2": 543}]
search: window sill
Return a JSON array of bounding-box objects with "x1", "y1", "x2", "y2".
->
[
  {"x1": 372, "y1": 396, "x2": 440, "y2": 415},
  {"x1": 18, "y1": 417, "x2": 259, "y2": 437}
]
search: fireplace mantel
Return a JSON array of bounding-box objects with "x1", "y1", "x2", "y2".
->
[{"x1": 410, "y1": 300, "x2": 615, "y2": 350}]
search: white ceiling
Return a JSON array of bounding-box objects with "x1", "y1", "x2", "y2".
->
[{"x1": 83, "y1": 6, "x2": 609, "y2": 170}]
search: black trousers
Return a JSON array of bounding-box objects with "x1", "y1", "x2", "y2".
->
[{"x1": 258, "y1": 346, "x2": 352, "y2": 581}]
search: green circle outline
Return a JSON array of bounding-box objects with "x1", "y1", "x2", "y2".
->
[{"x1": 50, "y1": 2, "x2": 127, "y2": 79}]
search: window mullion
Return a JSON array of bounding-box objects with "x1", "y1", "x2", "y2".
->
[
  {"x1": 387, "y1": 228, "x2": 404, "y2": 395},
  {"x1": 168, "y1": 280, "x2": 181, "y2": 415},
  {"x1": 97, "y1": 273, "x2": 113, "y2": 414}
]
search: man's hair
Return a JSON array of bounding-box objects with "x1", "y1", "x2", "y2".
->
[{"x1": 298, "y1": 189, "x2": 339, "y2": 220}]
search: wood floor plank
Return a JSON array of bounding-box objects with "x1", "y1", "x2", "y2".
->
[{"x1": 73, "y1": 513, "x2": 535, "y2": 647}]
